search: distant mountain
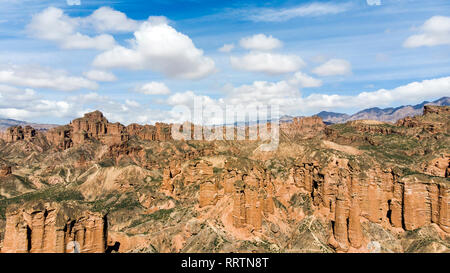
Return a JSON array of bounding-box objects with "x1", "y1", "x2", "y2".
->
[
  {"x1": 317, "y1": 96, "x2": 450, "y2": 124},
  {"x1": 0, "y1": 118, "x2": 58, "y2": 132},
  {"x1": 316, "y1": 111, "x2": 350, "y2": 124}
]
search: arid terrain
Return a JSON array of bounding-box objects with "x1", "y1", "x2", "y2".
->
[{"x1": 0, "y1": 105, "x2": 448, "y2": 253}]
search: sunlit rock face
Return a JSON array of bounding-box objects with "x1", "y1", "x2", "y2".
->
[
  {"x1": 0, "y1": 106, "x2": 449, "y2": 253},
  {"x1": 1, "y1": 201, "x2": 106, "y2": 253}
]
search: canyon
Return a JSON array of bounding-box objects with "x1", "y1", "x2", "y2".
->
[{"x1": 0, "y1": 106, "x2": 448, "y2": 253}]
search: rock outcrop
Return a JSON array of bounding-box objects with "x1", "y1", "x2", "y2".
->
[
  {"x1": 45, "y1": 111, "x2": 174, "y2": 150},
  {"x1": 423, "y1": 155, "x2": 450, "y2": 178},
  {"x1": 127, "y1": 123, "x2": 172, "y2": 141},
  {"x1": 348, "y1": 120, "x2": 396, "y2": 135},
  {"x1": 280, "y1": 116, "x2": 325, "y2": 138},
  {"x1": 290, "y1": 159, "x2": 450, "y2": 250},
  {"x1": 396, "y1": 105, "x2": 450, "y2": 135},
  {"x1": 1, "y1": 201, "x2": 107, "y2": 253},
  {"x1": 47, "y1": 111, "x2": 129, "y2": 149},
  {"x1": 1, "y1": 126, "x2": 36, "y2": 142},
  {"x1": 0, "y1": 164, "x2": 11, "y2": 177}
]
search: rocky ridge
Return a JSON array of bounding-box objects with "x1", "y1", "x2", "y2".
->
[{"x1": 0, "y1": 107, "x2": 449, "y2": 253}]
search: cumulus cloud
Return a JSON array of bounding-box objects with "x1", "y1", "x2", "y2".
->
[
  {"x1": 366, "y1": 0, "x2": 381, "y2": 6},
  {"x1": 239, "y1": 34, "x2": 282, "y2": 51},
  {"x1": 230, "y1": 52, "x2": 305, "y2": 75},
  {"x1": 247, "y1": 2, "x2": 350, "y2": 22},
  {"x1": 312, "y1": 59, "x2": 352, "y2": 76},
  {"x1": 0, "y1": 86, "x2": 171, "y2": 124},
  {"x1": 165, "y1": 72, "x2": 450, "y2": 122},
  {"x1": 218, "y1": 43, "x2": 235, "y2": 53},
  {"x1": 403, "y1": 16, "x2": 450, "y2": 48},
  {"x1": 2, "y1": 74, "x2": 449, "y2": 125},
  {"x1": 300, "y1": 76, "x2": 450, "y2": 111},
  {"x1": 288, "y1": 72, "x2": 322, "y2": 88},
  {"x1": 134, "y1": 81, "x2": 171, "y2": 95},
  {"x1": 0, "y1": 85, "x2": 76, "y2": 120},
  {"x1": 93, "y1": 19, "x2": 215, "y2": 80},
  {"x1": 27, "y1": 7, "x2": 116, "y2": 50},
  {"x1": 86, "y1": 7, "x2": 139, "y2": 32},
  {"x1": 83, "y1": 70, "x2": 117, "y2": 82},
  {"x1": 0, "y1": 64, "x2": 98, "y2": 91},
  {"x1": 67, "y1": 0, "x2": 81, "y2": 6}
]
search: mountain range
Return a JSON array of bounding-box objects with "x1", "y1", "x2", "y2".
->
[
  {"x1": 316, "y1": 96, "x2": 450, "y2": 124},
  {"x1": 1, "y1": 97, "x2": 449, "y2": 130},
  {"x1": 0, "y1": 118, "x2": 58, "y2": 132}
]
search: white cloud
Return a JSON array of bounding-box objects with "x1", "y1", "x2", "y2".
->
[
  {"x1": 404, "y1": 16, "x2": 450, "y2": 48},
  {"x1": 164, "y1": 73, "x2": 450, "y2": 121},
  {"x1": 300, "y1": 76, "x2": 450, "y2": 111},
  {"x1": 288, "y1": 72, "x2": 322, "y2": 88},
  {"x1": 27, "y1": 7, "x2": 116, "y2": 50},
  {"x1": 86, "y1": 6, "x2": 139, "y2": 32},
  {"x1": 125, "y1": 99, "x2": 140, "y2": 107},
  {"x1": 83, "y1": 70, "x2": 117, "y2": 82},
  {"x1": 134, "y1": 81, "x2": 171, "y2": 95},
  {"x1": 0, "y1": 85, "x2": 172, "y2": 124},
  {"x1": 93, "y1": 19, "x2": 215, "y2": 80},
  {"x1": 366, "y1": 0, "x2": 381, "y2": 6},
  {"x1": 239, "y1": 34, "x2": 282, "y2": 51},
  {"x1": 312, "y1": 59, "x2": 352, "y2": 76},
  {"x1": 0, "y1": 64, "x2": 98, "y2": 91},
  {"x1": 247, "y1": 2, "x2": 350, "y2": 22},
  {"x1": 67, "y1": 0, "x2": 81, "y2": 6},
  {"x1": 218, "y1": 43, "x2": 235, "y2": 53},
  {"x1": 167, "y1": 90, "x2": 219, "y2": 106},
  {"x1": 230, "y1": 52, "x2": 305, "y2": 74},
  {"x1": 0, "y1": 85, "x2": 78, "y2": 120}
]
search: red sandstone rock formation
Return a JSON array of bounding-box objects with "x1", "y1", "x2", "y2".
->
[
  {"x1": 199, "y1": 181, "x2": 218, "y2": 208},
  {"x1": 348, "y1": 120, "x2": 396, "y2": 135},
  {"x1": 396, "y1": 105, "x2": 449, "y2": 135},
  {"x1": 227, "y1": 167, "x2": 274, "y2": 231},
  {"x1": 280, "y1": 116, "x2": 325, "y2": 138},
  {"x1": 46, "y1": 111, "x2": 174, "y2": 150},
  {"x1": 287, "y1": 158, "x2": 450, "y2": 250},
  {"x1": 0, "y1": 201, "x2": 106, "y2": 253},
  {"x1": 1, "y1": 126, "x2": 36, "y2": 142},
  {"x1": 0, "y1": 164, "x2": 12, "y2": 177},
  {"x1": 126, "y1": 123, "x2": 172, "y2": 141},
  {"x1": 46, "y1": 111, "x2": 129, "y2": 148},
  {"x1": 423, "y1": 155, "x2": 450, "y2": 178}
]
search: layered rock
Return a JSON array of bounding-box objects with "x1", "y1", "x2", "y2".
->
[
  {"x1": 348, "y1": 120, "x2": 396, "y2": 135},
  {"x1": 199, "y1": 181, "x2": 218, "y2": 208},
  {"x1": 45, "y1": 111, "x2": 174, "y2": 150},
  {"x1": 280, "y1": 116, "x2": 325, "y2": 138},
  {"x1": 289, "y1": 158, "x2": 450, "y2": 250},
  {"x1": 396, "y1": 105, "x2": 449, "y2": 135},
  {"x1": 227, "y1": 167, "x2": 274, "y2": 231},
  {"x1": 1, "y1": 201, "x2": 106, "y2": 253},
  {"x1": 423, "y1": 155, "x2": 450, "y2": 178},
  {"x1": 126, "y1": 123, "x2": 172, "y2": 141},
  {"x1": 397, "y1": 176, "x2": 449, "y2": 232},
  {"x1": 46, "y1": 111, "x2": 130, "y2": 148},
  {"x1": 1, "y1": 126, "x2": 36, "y2": 142}
]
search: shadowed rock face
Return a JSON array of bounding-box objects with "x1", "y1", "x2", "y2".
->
[
  {"x1": 0, "y1": 165, "x2": 11, "y2": 177},
  {"x1": 0, "y1": 107, "x2": 449, "y2": 253},
  {"x1": 1, "y1": 201, "x2": 106, "y2": 253}
]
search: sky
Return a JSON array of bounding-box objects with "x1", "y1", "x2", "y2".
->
[{"x1": 0, "y1": 0, "x2": 449, "y2": 125}]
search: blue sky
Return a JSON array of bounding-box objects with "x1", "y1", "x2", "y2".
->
[{"x1": 0, "y1": 0, "x2": 449, "y2": 125}]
